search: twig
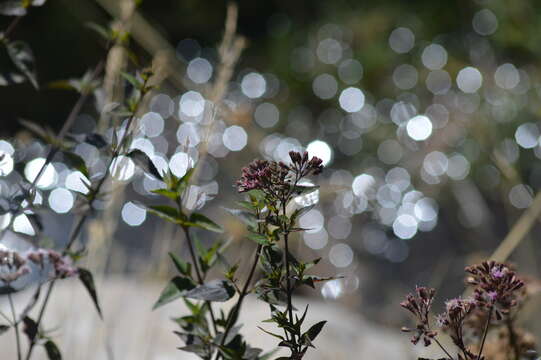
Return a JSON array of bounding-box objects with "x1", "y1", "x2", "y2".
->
[
  {"x1": 3, "y1": 16, "x2": 22, "y2": 40},
  {"x1": 433, "y1": 338, "x2": 454, "y2": 360},
  {"x1": 8, "y1": 293, "x2": 22, "y2": 360},
  {"x1": 214, "y1": 243, "x2": 262, "y2": 360},
  {"x1": 477, "y1": 305, "x2": 493, "y2": 360}
]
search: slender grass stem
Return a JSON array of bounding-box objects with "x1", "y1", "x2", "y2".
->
[
  {"x1": 433, "y1": 338, "x2": 454, "y2": 360},
  {"x1": 214, "y1": 243, "x2": 262, "y2": 360},
  {"x1": 477, "y1": 305, "x2": 493, "y2": 360},
  {"x1": 8, "y1": 293, "x2": 21, "y2": 360},
  {"x1": 3, "y1": 16, "x2": 22, "y2": 39},
  {"x1": 282, "y1": 202, "x2": 295, "y2": 349}
]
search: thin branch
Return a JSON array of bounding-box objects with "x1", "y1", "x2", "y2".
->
[
  {"x1": 8, "y1": 293, "x2": 22, "y2": 360},
  {"x1": 477, "y1": 305, "x2": 493, "y2": 360},
  {"x1": 433, "y1": 338, "x2": 454, "y2": 360}
]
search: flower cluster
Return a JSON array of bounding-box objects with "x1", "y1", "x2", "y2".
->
[
  {"x1": 436, "y1": 297, "x2": 477, "y2": 357},
  {"x1": 466, "y1": 261, "x2": 524, "y2": 319},
  {"x1": 400, "y1": 286, "x2": 438, "y2": 346},
  {"x1": 0, "y1": 249, "x2": 30, "y2": 283},
  {"x1": 26, "y1": 248, "x2": 78, "y2": 278},
  {"x1": 236, "y1": 151, "x2": 323, "y2": 198}
]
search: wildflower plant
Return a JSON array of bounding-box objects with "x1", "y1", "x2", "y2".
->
[
  {"x1": 145, "y1": 151, "x2": 332, "y2": 360},
  {"x1": 400, "y1": 261, "x2": 536, "y2": 360}
]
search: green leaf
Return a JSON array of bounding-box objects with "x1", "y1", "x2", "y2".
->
[
  {"x1": 62, "y1": 151, "x2": 89, "y2": 178},
  {"x1": 168, "y1": 252, "x2": 191, "y2": 276},
  {"x1": 127, "y1": 149, "x2": 163, "y2": 180},
  {"x1": 187, "y1": 213, "x2": 223, "y2": 233},
  {"x1": 0, "y1": 324, "x2": 10, "y2": 335},
  {"x1": 291, "y1": 204, "x2": 316, "y2": 223},
  {"x1": 22, "y1": 316, "x2": 38, "y2": 343},
  {"x1": 153, "y1": 276, "x2": 195, "y2": 310},
  {"x1": 44, "y1": 340, "x2": 62, "y2": 360},
  {"x1": 78, "y1": 268, "x2": 102, "y2": 318},
  {"x1": 236, "y1": 200, "x2": 255, "y2": 211},
  {"x1": 145, "y1": 205, "x2": 183, "y2": 224},
  {"x1": 7, "y1": 41, "x2": 38, "y2": 89},
  {"x1": 0, "y1": 1, "x2": 26, "y2": 16},
  {"x1": 120, "y1": 71, "x2": 142, "y2": 89},
  {"x1": 246, "y1": 232, "x2": 271, "y2": 245},
  {"x1": 257, "y1": 326, "x2": 284, "y2": 340},
  {"x1": 184, "y1": 280, "x2": 235, "y2": 302},
  {"x1": 222, "y1": 207, "x2": 258, "y2": 227},
  {"x1": 85, "y1": 22, "x2": 111, "y2": 41},
  {"x1": 305, "y1": 320, "x2": 326, "y2": 342},
  {"x1": 151, "y1": 188, "x2": 179, "y2": 201}
]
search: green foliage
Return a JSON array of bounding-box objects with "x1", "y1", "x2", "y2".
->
[
  {"x1": 77, "y1": 268, "x2": 102, "y2": 318},
  {"x1": 44, "y1": 340, "x2": 62, "y2": 360}
]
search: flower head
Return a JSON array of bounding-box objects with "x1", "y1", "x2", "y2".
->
[{"x1": 400, "y1": 286, "x2": 437, "y2": 346}]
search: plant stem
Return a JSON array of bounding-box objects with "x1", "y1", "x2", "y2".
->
[
  {"x1": 477, "y1": 305, "x2": 493, "y2": 360},
  {"x1": 8, "y1": 293, "x2": 21, "y2": 360},
  {"x1": 433, "y1": 338, "x2": 454, "y2": 360},
  {"x1": 506, "y1": 317, "x2": 520, "y2": 360},
  {"x1": 3, "y1": 16, "x2": 22, "y2": 39},
  {"x1": 282, "y1": 202, "x2": 295, "y2": 349},
  {"x1": 181, "y1": 225, "x2": 218, "y2": 336},
  {"x1": 214, "y1": 244, "x2": 262, "y2": 360}
]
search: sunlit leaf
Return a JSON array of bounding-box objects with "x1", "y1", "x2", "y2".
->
[
  {"x1": 127, "y1": 149, "x2": 162, "y2": 179},
  {"x1": 184, "y1": 280, "x2": 235, "y2": 302},
  {"x1": 187, "y1": 213, "x2": 223, "y2": 233}
]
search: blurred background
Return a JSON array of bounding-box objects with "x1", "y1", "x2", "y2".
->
[{"x1": 1, "y1": 0, "x2": 541, "y2": 358}]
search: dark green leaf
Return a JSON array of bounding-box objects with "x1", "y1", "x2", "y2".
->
[
  {"x1": 22, "y1": 316, "x2": 38, "y2": 343},
  {"x1": 7, "y1": 41, "x2": 38, "y2": 89},
  {"x1": 78, "y1": 268, "x2": 102, "y2": 318},
  {"x1": 187, "y1": 213, "x2": 223, "y2": 233},
  {"x1": 44, "y1": 340, "x2": 62, "y2": 360},
  {"x1": 168, "y1": 252, "x2": 191, "y2": 276},
  {"x1": 0, "y1": 324, "x2": 10, "y2": 335},
  {"x1": 153, "y1": 276, "x2": 195, "y2": 310},
  {"x1": 184, "y1": 280, "x2": 235, "y2": 302},
  {"x1": 257, "y1": 326, "x2": 284, "y2": 340},
  {"x1": 305, "y1": 320, "x2": 326, "y2": 342},
  {"x1": 178, "y1": 344, "x2": 209, "y2": 357},
  {"x1": 85, "y1": 133, "x2": 108, "y2": 148},
  {"x1": 120, "y1": 71, "x2": 142, "y2": 89},
  {"x1": 127, "y1": 149, "x2": 162, "y2": 179},
  {"x1": 151, "y1": 188, "x2": 179, "y2": 201},
  {"x1": 0, "y1": 1, "x2": 26, "y2": 16},
  {"x1": 85, "y1": 22, "x2": 111, "y2": 41},
  {"x1": 62, "y1": 151, "x2": 89, "y2": 178},
  {"x1": 291, "y1": 204, "x2": 316, "y2": 222},
  {"x1": 146, "y1": 205, "x2": 182, "y2": 224},
  {"x1": 246, "y1": 232, "x2": 271, "y2": 245}
]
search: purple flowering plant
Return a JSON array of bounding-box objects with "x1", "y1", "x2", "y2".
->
[
  {"x1": 400, "y1": 261, "x2": 535, "y2": 360},
  {"x1": 145, "y1": 150, "x2": 333, "y2": 359}
]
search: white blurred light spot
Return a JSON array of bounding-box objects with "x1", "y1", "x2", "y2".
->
[
  {"x1": 306, "y1": 140, "x2": 332, "y2": 166},
  {"x1": 110, "y1": 155, "x2": 135, "y2": 181},
  {"x1": 338, "y1": 59, "x2": 363, "y2": 84},
  {"x1": 389, "y1": 27, "x2": 415, "y2": 54},
  {"x1": 329, "y1": 243, "x2": 354, "y2": 268},
  {"x1": 241, "y1": 72, "x2": 266, "y2": 99},
  {"x1": 494, "y1": 63, "x2": 519, "y2": 90},
  {"x1": 0, "y1": 151, "x2": 14, "y2": 176},
  {"x1": 254, "y1": 103, "x2": 280, "y2": 128},
  {"x1": 472, "y1": 9, "x2": 498, "y2": 36},
  {"x1": 317, "y1": 38, "x2": 343, "y2": 64},
  {"x1": 187, "y1": 57, "x2": 213, "y2": 84},
  {"x1": 24, "y1": 158, "x2": 57, "y2": 189},
  {"x1": 406, "y1": 115, "x2": 432, "y2": 141},
  {"x1": 321, "y1": 279, "x2": 343, "y2": 300},
  {"x1": 179, "y1": 91, "x2": 205, "y2": 117},
  {"x1": 456, "y1": 67, "x2": 483, "y2": 93},
  {"x1": 177, "y1": 122, "x2": 201, "y2": 147},
  {"x1": 414, "y1": 198, "x2": 438, "y2": 222},
  {"x1": 65, "y1": 171, "x2": 90, "y2": 194},
  {"x1": 339, "y1": 87, "x2": 365, "y2": 113},
  {"x1": 312, "y1": 73, "x2": 338, "y2": 99},
  {"x1": 169, "y1": 152, "x2": 191, "y2": 178},
  {"x1": 49, "y1": 188, "x2": 74, "y2": 214},
  {"x1": 223, "y1": 126, "x2": 248, "y2": 151},
  {"x1": 121, "y1": 201, "x2": 146, "y2": 226},
  {"x1": 423, "y1": 151, "x2": 448, "y2": 177},
  {"x1": 298, "y1": 209, "x2": 324, "y2": 233},
  {"x1": 13, "y1": 214, "x2": 35, "y2": 236},
  {"x1": 515, "y1": 123, "x2": 539, "y2": 149},
  {"x1": 140, "y1": 112, "x2": 165, "y2": 138},
  {"x1": 392, "y1": 214, "x2": 418, "y2": 239},
  {"x1": 303, "y1": 228, "x2": 328, "y2": 250},
  {"x1": 352, "y1": 174, "x2": 375, "y2": 197},
  {"x1": 421, "y1": 44, "x2": 448, "y2": 70},
  {"x1": 509, "y1": 184, "x2": 533, "y2": 209}
]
